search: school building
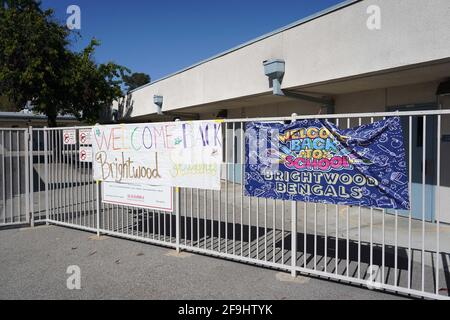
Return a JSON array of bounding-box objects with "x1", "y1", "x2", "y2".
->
[{"x1": 118, "y1": 0, "x2": 450, "y2": 223}]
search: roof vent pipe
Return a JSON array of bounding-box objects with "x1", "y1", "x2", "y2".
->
[
  {"x1": 153, "y1": 95, "x2": 164, "y2": 115},
  {"x1": 263, "y1": 59, "x2": 285, "y2": 96},
  {"x1": 263, "y1": 59, "x2": 335, "y2": 112}
]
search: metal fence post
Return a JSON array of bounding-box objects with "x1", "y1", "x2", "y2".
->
[
  {"x1": 290, "y1": 113, "x2": 298, "y2": 277},
  {"x1": 291, "y1": 201, "x2": 297, "y2": 277},
  {"x1": 174, "y1": 118, "x2": 181, "y2": 253},
  {"x1": 43, "y1": 127, "x2": 49, "y2": 225},
  {"x1": 175, "y1": 187, "x2": 180, "y2": 253},
  {"x1": 23, "y1": 129, "x2": 29, "y2": 226},
  {"x1": 29, "y1": 126, "x2": 35, "y2": 227},
  {"x1": 27, "y1": 127, "x2": 34, "y2": 227},
  {"x1": 96, "y1": 180, "x2": 101, "y2": 237}
]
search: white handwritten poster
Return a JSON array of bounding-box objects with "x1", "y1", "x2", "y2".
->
[{"x1": 91, "y1": 121, "x2": 223, "y2": 190}]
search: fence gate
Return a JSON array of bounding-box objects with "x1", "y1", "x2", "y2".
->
[
  {"x1": 29, "y1": 127, "x2": 99, "y2": 232},
  {"x1": 2, "y1": 110, "x2": 450, "y2": 300},
  {"x1": 0, "y1": 128, "x2": 30, "y2": 227}
]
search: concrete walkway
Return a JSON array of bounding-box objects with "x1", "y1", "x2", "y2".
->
[{"x1": 0, "y1": 225, "x2": 406, "y2": 300}]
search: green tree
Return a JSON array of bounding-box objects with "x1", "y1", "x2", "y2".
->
[
  {"x1": 123, "y1": 72, "x2": 151, "y2": 92},
  {"x1": 0, "y1": 94, "x2": 17, "y2": 111},
  {"x1": 0, "y1": 1, "x2": 129, "y2": 126},
  {"x1": 1, "y1": 0, "x2": 41, "y2": 11},
  {"x1": 0, "y1": 2, "x2": 69, "y2": 125},
  {"x1": 62, "y1": 39, "x2": 129, "y2": 124}
]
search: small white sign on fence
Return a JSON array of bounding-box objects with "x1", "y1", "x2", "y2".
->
[
  {"x1": 62, "y1": 129, "x2": 76, "y2": 145},
  {"x1": 102, "y1": 182, "x2": 173, "y2": 212},
  {"x1": 78, "y1": 129, "x2": 92, "y2": 145},
  {"x1": 79, "y1": 146, "x2": 93, "y2": 162}
]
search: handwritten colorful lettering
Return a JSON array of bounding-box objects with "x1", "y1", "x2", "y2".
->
[
  {"x1": 92, "y1": 121, "x2": 222, "y2": 190},
  {"x1": 245, "y1": 117, "x2": 410, "y2": 209}
]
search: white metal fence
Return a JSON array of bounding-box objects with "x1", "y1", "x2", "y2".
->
[
  {"x1": 1, "y1": 109, "x2": 450, "y2": 300},
  {"x1": 0, "y1": 128, "x2": 30, "y2": 226}
]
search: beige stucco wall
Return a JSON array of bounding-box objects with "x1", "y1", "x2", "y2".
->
[
  {"x1": 197, "y1": 81, "x2": 448, "y2": 119},
  {"x1": 335, "y1": 81, "x2": 445, "y2": 113}
]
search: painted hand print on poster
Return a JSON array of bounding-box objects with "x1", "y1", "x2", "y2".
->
[{"x1": 244, "y1": 117, "x2": 410, "y2": 210}]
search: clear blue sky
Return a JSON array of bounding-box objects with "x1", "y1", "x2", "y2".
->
[{"x1": 41, "y1": 0, "x2": 343, "y2": 82}]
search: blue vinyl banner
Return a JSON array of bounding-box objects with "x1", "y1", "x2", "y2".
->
[{"x1": 244, "y1": 117, "x2": 410, "y2": 210}]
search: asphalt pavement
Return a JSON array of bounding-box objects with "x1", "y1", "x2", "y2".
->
[{"x1": 0, "y1": 225, "x2": 406, "y2": 300}]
